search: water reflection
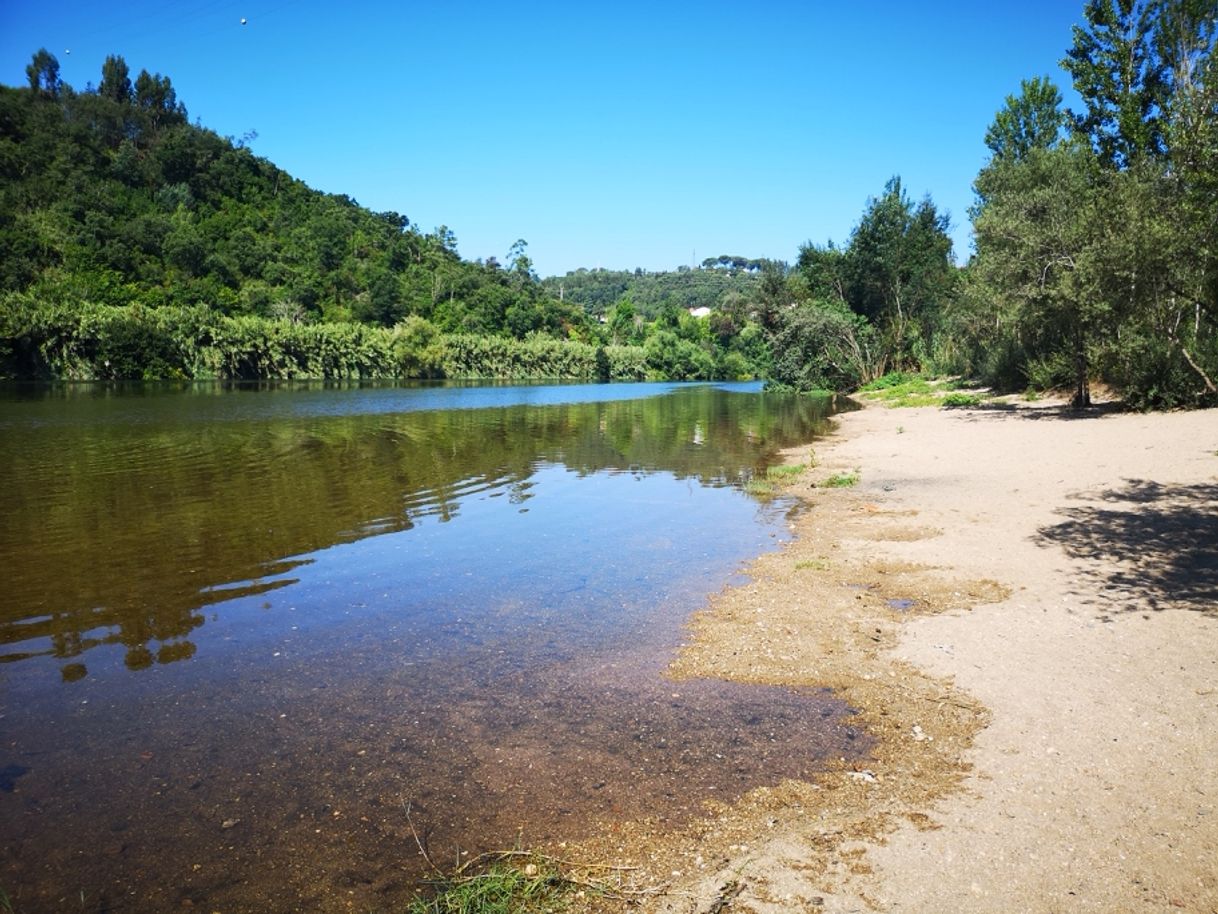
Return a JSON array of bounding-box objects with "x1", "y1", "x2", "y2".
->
[
  {"x1": 0, "y1": 381, "x2": 862, "y2": 914},
  {"x1": 0, "y1": 382, "x2": 835, "y2": 679}
]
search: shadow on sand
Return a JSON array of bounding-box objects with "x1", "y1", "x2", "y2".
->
[
  {"x1": 949, "y1": 400, "x2": 1128, "y2": 422},
  {"x1": 1035, "y1": 479, "x2": 1218, "y2": 616}
]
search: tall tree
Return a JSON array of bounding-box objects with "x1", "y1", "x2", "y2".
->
[
  {"x1": 972, "y1": 144, "x2": 1108, "y2": 407},
  {"x1": 99, "y1": 55, "x2": 132, "y2": 104},
  {"x1": 844, "y1": 177, "x2": 955, "y2": 368},
  {"x1": 984, "y1": 76, "x2": 1068, "y2": 160},
  {"x1": 134, "y1": 70, "x2": 185, "y2": 130},
  {"x1": 25, "y1": 48, "x2": 61, "y2": 98},
  {"x1": 1062, "y1": 0, "x2": 1170, "y2": 167}
]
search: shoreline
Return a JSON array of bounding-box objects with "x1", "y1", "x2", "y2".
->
[{"x1": 574, "y1": 397, "x2": 1218, "y2": 913}]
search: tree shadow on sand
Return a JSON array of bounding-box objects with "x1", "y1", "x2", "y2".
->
[
  {"x1": 954, "y1": 400, "x2": 1127, "y2": 421},
  {"x1": 1035, "y1": 479, "x2": 1218, "y2": 616}
]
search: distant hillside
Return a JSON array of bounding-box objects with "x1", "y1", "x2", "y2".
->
[
  {"x1": 542, "y1": 260, "x2": 765, "y2": 319},
  {"x1": 1, "y1": 50, "x2": 784, "y2": 383},
  {"x1": 1, "y1": 50, "x2": 589, "y2": 339}
]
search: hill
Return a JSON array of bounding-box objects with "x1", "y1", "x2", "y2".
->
[{"x1": 0, "y1": 50, "x2": 773, "y2": 382}]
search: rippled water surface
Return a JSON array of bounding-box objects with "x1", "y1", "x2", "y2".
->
[{"x1": 0, "y1": 380, "x2": 864, "y2": 913}]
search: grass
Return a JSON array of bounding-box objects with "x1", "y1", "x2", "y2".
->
[
  {"x1": 745, "y1": 461, "x2": 810, "y2": 498},
  {"x1": 795, "y1": 558, "x2": 830, "y2": 571},
  {"x1": 859, "y1": 371, "x2": 916, "y2": 391},
  {"x1": 859, "y1": 373, "x2": 991, "y2": 409},
  {"x1": 940, "y1": 392, "x2": 984, "y2": 408},
  {"x1": 822, "y1": 470, "x2": 860, "y2": 488},
  {"x1": 745, "y1": 478, "x2": 776, "y2": 497},
  {"x1": 766, "y1": 462, "x2": 807, "y2": 480},
  {"x1": 406, "y1": 858, "x2": 575, "y2": 914},
  {"x1": 859, "y1": 374, "x2": 939, "y2": 407}
]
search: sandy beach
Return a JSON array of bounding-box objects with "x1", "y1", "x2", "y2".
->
[{"x1": 597, "y1": 397, "x2": 1218, "y2": 913}]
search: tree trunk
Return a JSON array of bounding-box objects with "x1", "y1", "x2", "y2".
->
[{"x1": 1071, "y1": 325, "x2": 1091, "y2": 409}]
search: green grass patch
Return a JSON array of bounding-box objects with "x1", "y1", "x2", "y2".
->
[
  {"x1": 940, "y1": 392, "x2": 984, "y2": 408},
  {"x1": 860, "y1": 375, "x2": 937, "y2": 407},
  {"x1": 860, "y1": 374, "x2": 992, "y2": 408},
  {"x1": 406, "y1": 857, "x2": 578, "y2": 914},
  {"x1": 766, "y1": 463, "x2": 807, "y2": 480},
  {"x1": 745, "y1": 478, "x2": 776, "y2": 497},
  {"x1": 795, "y1": 558, "x2": 830, "y2": 571},
  {"x1": 822, "y1": 470, "x2": 860, "y2": 488},
  {"x1": 860, "y1": 371, "x2": 916, "y2": 391}
]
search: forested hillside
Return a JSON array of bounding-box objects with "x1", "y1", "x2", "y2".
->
[
  {"x1": 0, "y1": 51, "x2": 771, "y2": 382},
  {"x1": 541, "y1": 261, "x2": 763, "y2": 318}
]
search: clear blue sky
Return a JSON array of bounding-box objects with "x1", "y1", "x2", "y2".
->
[{"x1": 2, "y1": 1, "x2": 1085, "y2": 277}]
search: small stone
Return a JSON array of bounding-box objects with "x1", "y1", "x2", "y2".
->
[
  {"x1": 523, "y1": 863, "x2": 538, "y2": 877},
  {"x1": 221, "y1": 818, "x2": 239, "y2": 830}
]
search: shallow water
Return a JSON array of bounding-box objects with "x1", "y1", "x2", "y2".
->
[{"x1": 0, "y1": 380, "x2": 865, "y2": 913}]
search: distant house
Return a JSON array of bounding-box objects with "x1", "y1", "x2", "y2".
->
[{"x1": 688, "y1": 306, "x2": 712, "y2": 318}]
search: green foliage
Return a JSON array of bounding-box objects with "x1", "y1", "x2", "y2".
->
[
  {"x1": 966, "y1": 0, "x2": 1218, "y2": 409},
  {"x1": 744, "y1": 477, "x2": 776, "y2": 497},
  {"x1": 858, "y1": 374, "x2": 943, "y2": 407},
  {"x1": 405, "y1": 859, "x2": 573, "y2": 914},
  {"x1": 643, "y1": 330, "x2": 715, "y2": 380},
  {"x1": 972, "y1": 143, "x2": 1107, "y2": 406},
  {"x1": 442, "y1": 334, "x2": 594, "y2": 380},
  {"x1": 985, "y1": 76, "x2": 1067, "y2": 160},
  {"x1": 768, "y1": 299, "x2": 880, "y2": 391},
  {"x1": 0, "y1": 297, "x2": 653, "y2": 382},
  {"x1": 859, "y1": 371, "x2": 916, "y2": 391},
  {"x1": 766, "y1": 463, "x2": 807, "y2": 480},
  {"x1": 1062, "y1": 0, "x2": 1170, "y2": 168},
  {"x1": 941, "y1": 392, "x2": 985, "y2": 408},
  {"x1": 795, "y1": 178, "x2": 957, "y2": 376},
  {"x1": 822, "y1": 470, "x2": 860, "y2": 488},
  {"x1": 542, "y1": 263, "x2": 762, "y2": 320}
]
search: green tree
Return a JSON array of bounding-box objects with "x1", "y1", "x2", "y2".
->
[
  {"x1": 844, "y1": 177, "x2": 955, "y2": 368},
  {"x1": 134, "y1": 69, "x2": 186, "y2": 131},
  {"x1": 25, "y1": 49, "x2": 61, "y2": 98},
  {"x1": 1062, "y1": 0, "x2": 1170, "y2": 167},
  {"x1": 99, "y1": 55, "x2": 132, "y2": 104},
  {"x1": 972, "y1": 143, "x2": 1108, "y2": 407},
  {"x1": 769, "y1": 299, "x2": 879, "y2": 391},
  {"x1": 984, "y1": 76, "x2": 1067, "y2": 160}
]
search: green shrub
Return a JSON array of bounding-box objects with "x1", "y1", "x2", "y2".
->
[
  {"x1": 822, "y1": 470, "x2": 859, "y2": 487},
  {"x1": 941, "y1": 392, "x2": 984, "y2": 408}
]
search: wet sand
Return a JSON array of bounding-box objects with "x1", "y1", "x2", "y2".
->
[{"x1": 576, "y1": 397, "x2": 1218, "y2": 914}]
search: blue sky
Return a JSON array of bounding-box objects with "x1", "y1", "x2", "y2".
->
[{"x1": 2, "y1": 1, "x2": 1085, "y2": 277}]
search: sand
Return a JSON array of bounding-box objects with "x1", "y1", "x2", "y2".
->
[{"x1": 585, "y1": 397, "x2": 1218, "y2": 914}]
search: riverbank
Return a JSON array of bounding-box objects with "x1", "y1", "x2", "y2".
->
[{"x1": 574, "y1": 396, "x2": 1218, "y2": 913}]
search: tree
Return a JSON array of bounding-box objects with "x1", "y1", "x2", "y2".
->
[
  {"x1": 99, "y1": 55, "x2": 132, "y2": 104},
  {"x1": 972, "y1": 143, "x2": 1108, "y2": 407},
  {"x1": 25, "y1": 49, "x2": 61, "y2": 98},
  {"x1": 134, "y1": 70, "x2": 186, "y2": 130},
  {"x1": 1062, "y1": 0, "x2": 1170, "y2": 167},
  {"x1": 769, "y1": 299, "x2": 879, "y2": 391},
  {"x1": 984, "y1": 76, "x2": 1067, "y2": 160},
  {"x1": 844, "y1": 177, "x2": 955, "y2": 368}
]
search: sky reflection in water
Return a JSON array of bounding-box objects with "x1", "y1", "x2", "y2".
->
[{"x1": 0, "y1": 381, "x2": 865, "y2": 914}]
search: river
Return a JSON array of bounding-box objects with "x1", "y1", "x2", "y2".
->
[{"x1": 0, "y1": 380, "x2": 864, "y2": 913}]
